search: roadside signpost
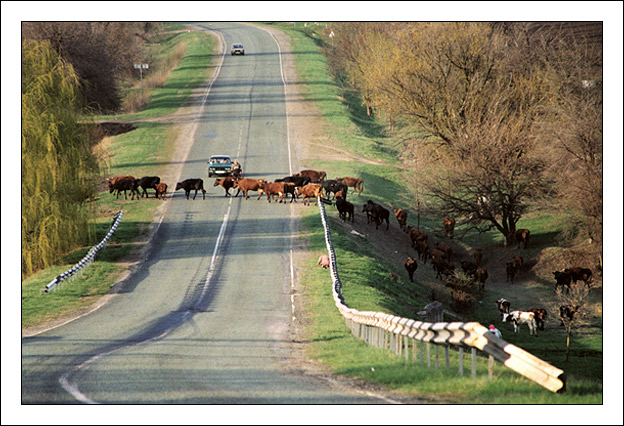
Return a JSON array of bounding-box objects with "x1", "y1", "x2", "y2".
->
[{"x1": 133, "y1": 63, "x2": 149, "y2": 89}]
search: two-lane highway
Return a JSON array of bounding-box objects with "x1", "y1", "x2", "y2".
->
[{"x1": 21, "y1": 22, "x2": 388, "y2": 404}]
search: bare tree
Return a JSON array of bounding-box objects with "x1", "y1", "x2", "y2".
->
[
  {"x1": 548, "y1": 283, "x2": 592, "y2": 362},
  {"x1": 329, "y1": 22, "x2": 602, "y2": 246},
  {"x1": 379, "y1": 23, "x2": 552, "y2": 243},
  {"x1": 22, "y1": 22, "x2": 148, "y2": 111},
  {"x1": 536, "y1": 25, "x2": 603, "y2": 263}
]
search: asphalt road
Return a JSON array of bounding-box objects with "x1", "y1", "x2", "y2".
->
[{"x1": 21, "y1": 22, "x2": 388, "y2": 405}]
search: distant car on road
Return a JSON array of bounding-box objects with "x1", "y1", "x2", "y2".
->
[
  {"x1": 231, "y1": 43, "x2": 245, "y2": 55},
  {"x1": 208, "y1": 155, "x2": 233, "y2": 177}
]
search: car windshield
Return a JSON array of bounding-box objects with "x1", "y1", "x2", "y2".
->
[
  {"x1": 233, "y1": 44, "x2": 242, "y2": 48},
  {"x1": 210, "y1": 156, "x2": 230, "y2": 165}
]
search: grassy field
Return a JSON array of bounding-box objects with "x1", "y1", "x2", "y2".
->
[
  {"x1": 21, "y1": 22, "x2": 603, "y2": 404},
  {"x1": 21, "y1": 28, "x2": 217, "y2": 329},
  {"x1": 269, "y1": 22, "x2": 603, "y2": 404}
]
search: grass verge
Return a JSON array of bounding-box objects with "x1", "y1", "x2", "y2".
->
[
  {"x1": 270, "y1": 22, "x2": 602, "y2": 404},
  {"x1": 21, "y1": 28, "x2": 217, "y2": 329}
]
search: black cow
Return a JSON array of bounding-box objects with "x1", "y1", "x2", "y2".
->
[
  {"x1": 432, "y1": 257, "x2": 454, "y2": 279},
  {"x1": 553, "y1": 270, "x2": 572, "y2": 292},
  {"x1": 496, "y1": 298, "x2": 511, "y2": 315},
  {"x1": 461, "y1": 260, "x2": 478, "y2": 277},
  {"x1": 137, "y1": 176, "x2": 161, "y2": 198},
  {"x1": 275, "y1": 175, "x2": 311, "y2": 188},
  {"x1": 506, "y1": 261, "x2": 518, "y2": 284},
  {"x1": 362, "y1": 200, "x2": 389, "y2": 230},
  {"x1": 321, "y1": 179, "x2": 348, "y2": 200},
  {"x1": 109, "y1": 177, "x2": 140, "y2": 200},
  {"x1": 564, "y1": 267, "x2": 593, "y2": 287},
  {"x1": 175, "y1": 178, "x2": 206, "y2": 200},
  {"x1": 335, "y1": 196, "x2": 354, "y2": 223}
]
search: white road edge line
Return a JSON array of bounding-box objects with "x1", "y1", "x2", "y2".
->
[
  {"x1": 260, "y1": 25, "x2": 405, "y2": 406},
  {"x1": 259, "y1": 26, "x2": 298, "y2": 324},
  {"x1": 59, "y1": 26, "x2": 228, "y2": 404}
]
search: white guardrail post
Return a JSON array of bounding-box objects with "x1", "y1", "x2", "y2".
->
[
  {"x1": 43, "y1": 211, "x2": 123, "y2": 294},
  {"x1": 316, "y1": 197, "x2": 566, "y2": 393}
]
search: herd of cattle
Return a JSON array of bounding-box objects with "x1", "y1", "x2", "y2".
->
[
  {"x1": 106, "y1": 169, "x2": 363, "y2": 205},
  {"x1": 396, "y1": 212, "x2": 594, "y2": 337},
  {"x1": 107, "y1": 168, "x2": 594, "y2": 337}
]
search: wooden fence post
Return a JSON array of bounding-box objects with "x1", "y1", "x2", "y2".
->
[
  {"x1": 471, "y1": 348, "x2": 477, "y2": 379},
  {"x1": 459, "y1": 348, "x2": 464, "y2": 376},
  {"x1": 427, "y1": 343, "x2": 431, "y2": 368}
]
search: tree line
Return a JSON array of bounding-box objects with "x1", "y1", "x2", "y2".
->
[
  {"x1": 325, "y1": 22, "x2": 602, "y2": 260},
  {"x1": 22, "y1": 22, "x2": 159, "y2": 111},
  {"x1": 21, "y1": 23, "x2": 159, "y2": 278}
]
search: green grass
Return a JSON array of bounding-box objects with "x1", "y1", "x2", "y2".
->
[
  {"x1": 22, "y1": 22, "x2": 602, "y2": 403},
  {"x1": 298, "y1": 207, "x2": 601, "y2": 403},
  {"x1": 22, "y1": 28, "x2": 218, "y2": 329},
  {"x1": 269, "y1": 22, "x2": 602, "y2": 403},
  {"x1": 95, "y1": 30, "x2": 216, "y2": 121}
]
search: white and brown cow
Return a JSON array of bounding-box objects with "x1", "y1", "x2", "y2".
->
[{"x1": 502, "y1": 310, "x2": 538, "y2": 336}]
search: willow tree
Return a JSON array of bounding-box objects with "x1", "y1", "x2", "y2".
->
[{"x1": 22, "y1": 40, "x2": 99, "y2": 278}]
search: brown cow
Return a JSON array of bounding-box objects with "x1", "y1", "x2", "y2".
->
[
  {"x1": 394, "y1": 208, "x2": 408, "y2": 232},
  {"x1": 107, "y1": 176, "x2": 136, "y2": 199},
  {"x1": 233, "y1": 178, "x2": 266, "y2": 199},
  {"x1": 405, "y1": 257, "x2": 418, "y2": 282},
  {"x1": 334, "y1": 190, "x2": 346, "y2": 201},
  {"x1": 529, "y1": 308, "x2": 548, "y2": 331},
  {"x1": 414, "y1": 239, "x2": 430, "y2": 264},
  {"x1": 107, "y1": 175, "x2": 135, "y2": 186},
  {"x1": 564, "y1": 267, "x2": 593, "y2": 287},
  {"x1": 295, "y1": 169, "x2": 326, "y2": 183},
  {"x1": 317, "y1": 254, "x2": 330, "y2": 269},
  {"x1": 474, "y1": 268, "x2": 488, "y2": 293},
  {"x1": 436, "y1": 242, "x2": 453, "y2": 262},
  {"x1": 443, "y1": 216, "x2": 456, "y2": 239},
  {"x1": 109, "y1": 177, "x2": 140, "y2": 200},
  {"x1": 335, "y1": 176, "x2": 364, "y2": 195},
  {"x1": 432, "y1": 256, "x2": 454, "y2": 279},
  {"x1": 407, "y1": 226, "x2": 428, "y2": 249},
  {"x1": 258, "y1": 181, "x2": 287, "y2": 203},
  {"x1": 155, "y1": 183, "x2": 168, "y2": 200},
  {"x1": 513, "y1": 255, "x2": 524, "y2": 271},
  {"x1": 430, "y1": 248, "x2": 447, "y2": 263},
  {"x1": 515, "y1": 228, "x2": 530, "y2": 249},
  {"x1": 213, "y1": 177, "x2": 235, "y2": 196},
  {"x1": 296, "y1": 184, "x2": 323, "y2": 206},
  {"x1": 473, "y1": 248, "x2": 483, "y2": 266}
]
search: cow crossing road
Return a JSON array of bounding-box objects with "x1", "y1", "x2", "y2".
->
[{"x1": 21, "y1": 22, "x2": 399, "y2": 406}]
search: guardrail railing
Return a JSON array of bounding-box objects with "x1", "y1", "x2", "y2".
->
[
  {"x1": 43, "y1": 211, "x2": 123, "y2": 294},
  {"x1": 317, "y1": 198, "x2": 566, "y2": 393}
]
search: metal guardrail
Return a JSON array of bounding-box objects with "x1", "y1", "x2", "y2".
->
[
  {"x1": 43, "y1": 211, "x2": 123, "y2": 294},
  {"x1": 316, "y1": 198, "x2": 566, "y2": 393}
]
